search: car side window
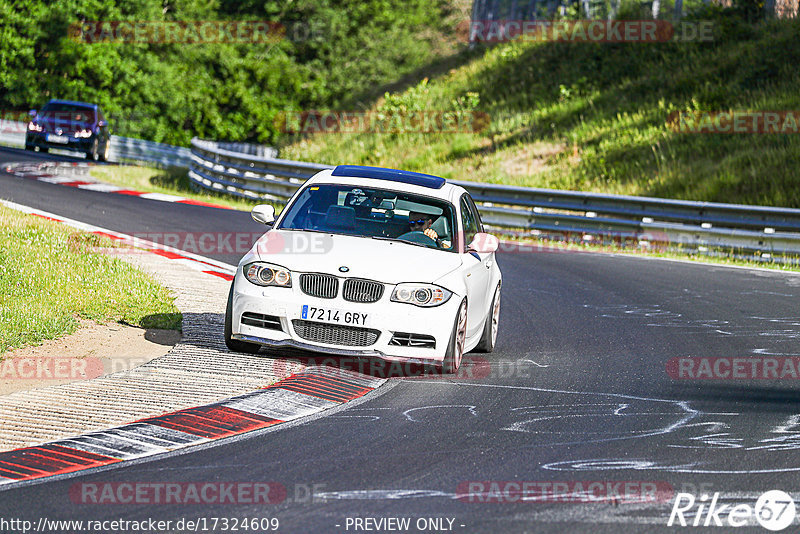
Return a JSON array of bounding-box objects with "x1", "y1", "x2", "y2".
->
[
  {"x1": 460, "y1": 195, "x2": 480, "y2": 249},
  {"x1": 466, "y1": 194, "x2": 484, "y2": 233}
]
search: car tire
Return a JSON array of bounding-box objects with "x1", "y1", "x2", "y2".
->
[
  {"x1": 224, "y1": 283, "x2": 261, "y2": 354},
  {"x1": 86, "y1": 138, "x2": 99, "y2": 161},
  {"x1": 439, "y1": 299, "x2": 467, "y2": 374},
  {"x1": 98, "y1": 139, "x2": 109, "y2": 162},
  {"x1": 474, "y1": 283, "x2": 501, "y2": 353}
]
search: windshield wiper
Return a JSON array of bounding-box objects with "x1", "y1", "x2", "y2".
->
[
  {"x1": 280, "y1": 227, "x2": 331, "y2": 234},
  {"x1": 371, "y1": 235, "x2": 435, "y2": 249}
]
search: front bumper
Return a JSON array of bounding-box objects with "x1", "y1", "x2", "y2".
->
[
  {"x1": 26, "y1": 132, "x2": 95, "y2": 152},
  {"x1": 230, "y1": 271, "x2": 460, "y2": 364}
]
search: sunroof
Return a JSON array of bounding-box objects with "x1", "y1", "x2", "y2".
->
[{"x1": 331, "y1": 165, "x2": 446, "y2": 189}]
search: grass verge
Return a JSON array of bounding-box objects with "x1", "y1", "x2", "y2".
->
[{"x1": 0, "y1": 205, "x2": 182, "y2": 354}]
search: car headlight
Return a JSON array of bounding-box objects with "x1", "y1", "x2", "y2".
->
[
  {"x1": 391, "y1": 283, "x2": 452, "y2": 307},
  {"x1": 244, "y1": 262, "x2": 292, "y2": 287},
  {"x1": 28, "y1": 122, "x2": 43, "y2": 132},
  {"x1": 75, "y1": 129, "x2": 93, "y2": 138}
]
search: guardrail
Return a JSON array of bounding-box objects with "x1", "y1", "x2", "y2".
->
[
  {"x1": 189, "y1": 138, "x2": 330, "y2": 203},
  {"x1": 0, "y1": 121, "x2": 191, "y2": 167},
  {"x1": 4, "y1": 122, "x2": 798, "y2": 262},
  {"x1": 108, "y1": 135, "x2": 191, "y2": 167},
  {"x1": 189, "y1": 137, "x2": 800, "y2": 262}
]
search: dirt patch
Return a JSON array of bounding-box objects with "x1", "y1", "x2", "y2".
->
[
  {"x1": 500, "y1": 141, "x2": 565, "y2": 178},
  {"x1": 0, "y1": 320, "x2": 181, "y2": 396}
]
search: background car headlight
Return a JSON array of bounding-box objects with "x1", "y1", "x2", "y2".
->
[
  {"x1": 391, "y1": 283, "x2": 452, "y2": 307},
  {"x1": 27, "y1": 122, "x2": 43, "y2": 132},
  {"x1": 244, "y1": 262, "x2": 292, "y2": 287}
]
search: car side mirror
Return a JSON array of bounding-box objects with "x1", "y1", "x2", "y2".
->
[
  {"x1": 467, "y1": 232, "x2": 499, "y2": 254},
  {"x1": 29, "y1": 110, "x2": 37, "y2": 117},
  {"x1": 251, "y1": 204, "x2": 276, "y2": 225}
]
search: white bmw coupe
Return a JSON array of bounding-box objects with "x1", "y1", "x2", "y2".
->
[{"x1": 225, "y1": 165, "x2": 502, "y2": 373}]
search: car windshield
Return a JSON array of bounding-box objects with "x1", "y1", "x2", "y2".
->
[
  {"x1": 39, "y1": 103, "x2": 95, "y2": 123},
  {"x1": 278, "y1": 183, "x2": 458, "y2": 252}
]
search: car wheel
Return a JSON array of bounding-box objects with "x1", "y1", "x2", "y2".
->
[
  {"x1": 474, "y1": 283, "x2": 501, "y2": 353},
  {"x1": 439, "y1": 299, "x2": 467, "y2": 374},
  {"x1": 224, "y1": 283, "x2": 261, "y2": 354},
  {"x1": 86, "y1": 139, "x2": 99, "y2": 161},
  {"x1": 99, "y1": 139, "x2": 109, "y2": 162}
]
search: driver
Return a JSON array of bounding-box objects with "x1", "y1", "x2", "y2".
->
[
  {"x1": 408, "y1": 211, "x2": 438, "y2": 241},
  {"x1": 408, "y1": 210, "x2": 451, "y2": 249}
]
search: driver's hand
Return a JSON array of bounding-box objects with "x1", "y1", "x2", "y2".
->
[{"x1": 424, "y1": 228, "x2": 438, "y2": 241}]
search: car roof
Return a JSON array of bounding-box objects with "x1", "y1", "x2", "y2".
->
[
  {"x1": 45, "y1": 99, "x2": 98, "y2": 110},
  {"x1": 308, "y1": 167, "x2": 465, "y2": 202},
  {"x1": 331, "y1": 165, "x2": 445, "y2": 189}
]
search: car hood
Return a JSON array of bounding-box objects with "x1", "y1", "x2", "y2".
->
[{"x1": 247, "y1": 230, "x2": 463, "y2": 284}]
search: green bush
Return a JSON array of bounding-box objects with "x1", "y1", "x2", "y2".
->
[{"x1": 0, "y1": 0, "x2": 462, "y2": 145}]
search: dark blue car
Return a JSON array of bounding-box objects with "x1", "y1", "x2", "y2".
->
[{"x1": 25, "y1": 99, "x2": 111, "y2": 161}]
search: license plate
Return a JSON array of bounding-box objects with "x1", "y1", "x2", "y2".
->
[
  {"x1": 46, "y1": 134, "x2": 69, "y2": 144},
  {"x1": 301, "y1": 305, "x2": 369, "y2": 326}
]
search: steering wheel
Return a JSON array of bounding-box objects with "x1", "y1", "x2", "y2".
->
[{"x1": 396, "y1": 230, "x2": 437, "y2": 247}]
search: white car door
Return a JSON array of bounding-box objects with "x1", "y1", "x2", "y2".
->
[{"x1": 460, "y1": 194, "x2": 491, "y2": 339}]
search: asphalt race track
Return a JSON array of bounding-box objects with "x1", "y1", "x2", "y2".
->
[{"x1": 2, "y1": 146, "x2": 800, "y2": 533}]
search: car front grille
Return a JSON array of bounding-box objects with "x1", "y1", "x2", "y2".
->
[
  {"x1": 342, "y1": 278, "x2": 384, "y2": 303},
  {"x1": 299, "y1": 273, "x2": 339, "y2": 299},
  {"x1": 292, "y1": 320, "x2": 380, "y2": 347},
  {"x1": 241, "y1": 312, "x2": 283, "y2": 331},
  {"x1": 389, "y1": 332, "x2": 436, "y2": 349}
]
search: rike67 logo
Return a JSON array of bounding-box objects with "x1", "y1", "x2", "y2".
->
[{"x1": 668, "y1": 490, "x2": 796, "y2": 531}]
